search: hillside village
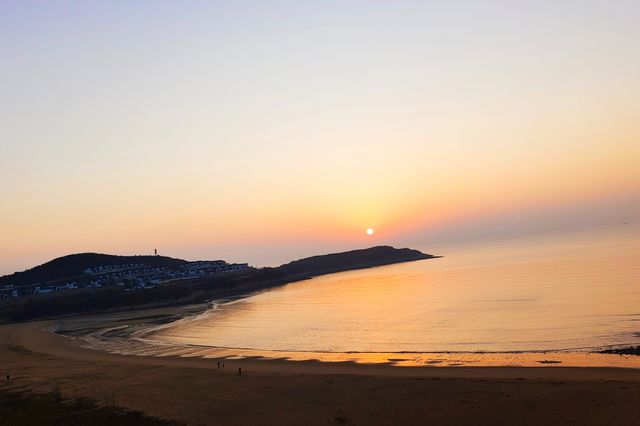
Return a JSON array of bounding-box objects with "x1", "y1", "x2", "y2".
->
[{"x1": 0, "y1": 260, "x2": 250, "y2": 299}]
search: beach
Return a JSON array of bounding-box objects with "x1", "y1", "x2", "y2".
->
[{"x1": 2, "y1": 309, "x2": 640, "y2": 425}]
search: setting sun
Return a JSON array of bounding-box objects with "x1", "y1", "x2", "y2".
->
[{"x1": 366, "y1": 228, "x2": 374, "y2": 236}]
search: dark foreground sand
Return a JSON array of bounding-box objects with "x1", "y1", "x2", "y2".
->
[{"x1": 2, "y1": 319, "x2": 640, "y2": 425}]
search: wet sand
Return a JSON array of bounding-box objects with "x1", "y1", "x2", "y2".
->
[{"x1": 2, "y1": 310, "x2": 640, "y2": 425}]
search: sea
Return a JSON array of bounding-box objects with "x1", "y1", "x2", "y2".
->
[{"x1": 151, "y1": 225, "x2": 640, "y2": 355}]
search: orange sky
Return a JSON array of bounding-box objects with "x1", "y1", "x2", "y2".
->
[{"x1": 1, "y1": 1, "x2": 639, "y2": 274}]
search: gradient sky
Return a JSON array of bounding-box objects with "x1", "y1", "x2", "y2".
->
[{"x1": 1, "y1": 1, "x2": 639, "y2": 274}]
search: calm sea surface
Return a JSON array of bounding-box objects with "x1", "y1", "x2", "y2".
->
[{"x1": 155, "y1": 226, "x2": 640, "y2": 353}]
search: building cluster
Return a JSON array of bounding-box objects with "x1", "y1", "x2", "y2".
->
[
  {"x1": 83, "y1": 263, "x2": 145, "y2": 275},
  {"x1": 0, "y1": 285, "x2": 19, "y2": 298},
  {"x1": 0, "y1": 260, "x2": 250, "y2": 299}
]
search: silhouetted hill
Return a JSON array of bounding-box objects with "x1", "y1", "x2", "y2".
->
[
  {"x1": 0, "y1": 253, "x2": 188, "y2": 287},
  {"x1": 1, "y1": 246, "x2": 439, "y2": 322},
  {"x1": 278, "y1": 246, "x2": 436, "y2": 277}
]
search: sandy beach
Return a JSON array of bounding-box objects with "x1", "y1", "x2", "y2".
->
[{"x1": 2, "y1": 308, "x2": 640, "y2": 425}]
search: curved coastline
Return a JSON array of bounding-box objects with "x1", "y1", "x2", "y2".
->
[
  {"x1": 4, "y1": 310, "x2": 640, "y2": 425},
  {"x1": 47, "y1": 304, "x2": 640, "y2": 370}
]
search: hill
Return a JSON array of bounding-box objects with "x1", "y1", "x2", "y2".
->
[
  {"x1": 2, "y1": 246, "x2": 438, "y2": 322},
  {"x1": 0, "y1": 253, "x2": 188, "y2": 287},
  {"x1": 278, "y1": 246, "x2": 435, "y2": 277}
]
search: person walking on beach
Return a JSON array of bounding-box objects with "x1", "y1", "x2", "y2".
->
[{"x1": 238, "y1": 367, "x2": 242, "y2": 376}]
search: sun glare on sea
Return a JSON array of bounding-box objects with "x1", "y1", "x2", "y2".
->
[{"x1": 366, "y1": 228, "x2": 374, "y2": 236}]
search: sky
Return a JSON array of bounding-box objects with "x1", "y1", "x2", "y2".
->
[{"x1": 1, "y1": 1, "x2": 639, "y2": 275}]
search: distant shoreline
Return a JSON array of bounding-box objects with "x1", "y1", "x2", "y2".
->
[{"x1": 1, "y1": 246, "x2": 435, "y2": 323}]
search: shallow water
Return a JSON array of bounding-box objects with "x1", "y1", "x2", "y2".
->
[{"x1": 153, "y1": 226, "x2": 640, "y2": 354}]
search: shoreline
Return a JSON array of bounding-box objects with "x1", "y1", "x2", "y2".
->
[
  {"x1": 46, "y1": 305, "x2": 640, "y2": 370},
  {"x1": 5, "y1": 318, "x2": 640, "y2": 380},
  {"x1": 4, "y1": 311, "x2": 640, "y2": 425}
]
